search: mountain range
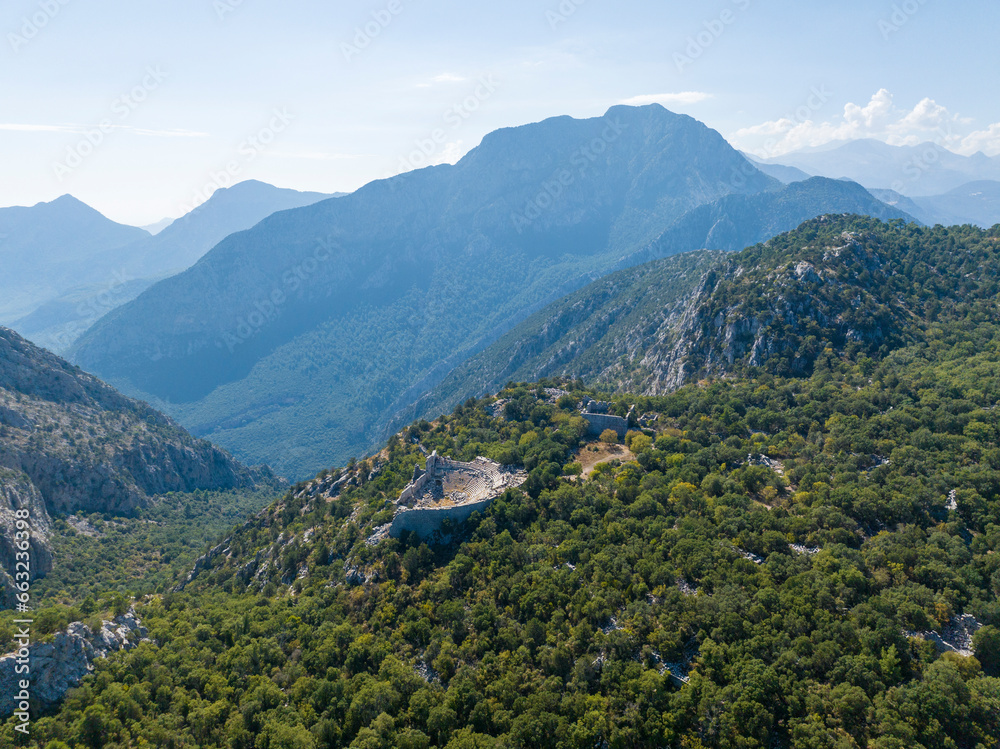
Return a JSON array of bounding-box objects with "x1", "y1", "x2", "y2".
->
[
  {"x1": 6, "y1": 181, "x2": 336, "y2": 353},
  {"x1": 756, "y1": 138, "x2": 1000, "y2": 196},
  {"x1": 0, "y1": 196, "x2": 149, "y2": 324},
  {"x1": 870, "y1": 180, "x2": 1000, "y2": 228},
  {"x1": 21, "y1": 216, "x2": 998, "y2": 747},
  {"x1": 68, "y1": 105, "x2": 909, "y2": 478}
]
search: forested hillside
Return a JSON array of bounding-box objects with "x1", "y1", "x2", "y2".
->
[{"x1": 12, "y1": 215, "x2": 1000, "y2": 747}]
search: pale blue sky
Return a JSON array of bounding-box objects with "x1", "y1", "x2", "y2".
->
[{"x1": 2, "y1": 0, "x2": 998, "y2": 224}]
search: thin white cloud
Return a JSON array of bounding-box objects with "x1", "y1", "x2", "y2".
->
[
  {"x1": 730, "y1": 89, "x2": 993, "y2": 158},
  {"x1": 0, "y1": 123, "x2": 207, "y2": 137},
  {"x1": 619, "y1": 92, "x2": 713, "y2": 107}
]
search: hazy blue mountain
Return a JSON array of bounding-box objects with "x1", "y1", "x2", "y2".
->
[
  {"x1": 741, "y1": 153, "x2": 812, "y2": 184},
  {"x1": 871, "y1": 180, "x2": 1000, "y2": 228},
  {"x1": 616, "y1": 177, "x2": 913, "y2": 269},
  {"x1": 105, "y1": 180, "x2": 337, "y2": 280},
  {"x1": 141, "y1": 217, "x2": 175, "y2": 235},
  {"x1": 913, "y1": 180, "x2": 1000, "y2": 228},
  {"x1": 760, "y1": 139, "x2": 1000, "y2": 196},
  {"x1": 11, "y1": 277, "x2": 165, "y2": 354},
  {"x1": 69, "y1": 106, "x2": 905, "y2": 479},
  {"x1": 10, "y1": 180, "x2": 337, "y2": 352},
  {"x1": 867, "y1": 188, "x2": 934, "y2": 224},
  {"x1": 0, "y1": 196, "x2": 149, "y2": 323}
]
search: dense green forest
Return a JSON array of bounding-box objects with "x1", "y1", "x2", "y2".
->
[
  {"x1": 8, "y1": 218, "x2": 1000, "y2": 747},
  {"x1": 0, "y1": 487, "x2": 279, "y2": 655}
]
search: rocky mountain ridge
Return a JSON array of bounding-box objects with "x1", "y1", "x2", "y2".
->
[{"x1": 416, "y1": 216, "x2": 1000, "y2": 413}]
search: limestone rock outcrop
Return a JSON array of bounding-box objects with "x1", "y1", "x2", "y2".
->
[{"x1": 0, "y1": 610, "x2": 150, "y2": 715}]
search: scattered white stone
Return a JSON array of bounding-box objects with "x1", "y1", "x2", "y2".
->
[
  {"x1": 947, "y1": 489, "x2": 958, "y2": 512},
  {"x1": 678, "y1": 579, "x2": 698, "y2": 596},
  {"x1": 415, "y1": 661, "x2": 439, "y2": 683},
  {"x1": 599, "y1": 617, "x2": 620, "y2": 635},
  {"x1": 905, "y1": 614, "x2": 982, "y2": 657},
  {"x1": 736, "y1": 547, "x2": 764, "y2": 565},
  {"x1": 791, "y1": 544, "x2": 820, "y2": 556}
]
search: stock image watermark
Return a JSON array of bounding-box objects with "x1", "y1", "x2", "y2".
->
[
  {"x1": 178, "y1": 107, "x2": 293, "y2": 214},
  {"x1": 214, "y1": 0, "x2": 247, "y2": 21},
  {"x1": 674, "y1": 0, "x2": 751, "y2": 72},
  {"x1": 879, "y1": 0, "x2": 929, "y2": 40},
  {"x1": 216, "y1": 236, "x2": 342, "y2": 353},
  {"x1": 398, "y1": 75, "x2": 500, "y2": 173},
  {"x1": 341, "y1": 0, "x2": 406, "y2": 63},
  {"x1": 511, "y1": 117, "x2": 628, "y2": 233},
  {"x1": 50, "y1": 267, "x2": 134, "y2": 351},
  {"x1": 7, "y1": 0, "x2": 72, "y2": 53},
  {"x1": 9, "y1": 508, "x2": 33, "y2": 736},
  {"x1": 546, "y1": 0, "x2": 588, "y2": 30},
  {"x1": 52, "y1": 66, "x2": 169, "y2": 181}
]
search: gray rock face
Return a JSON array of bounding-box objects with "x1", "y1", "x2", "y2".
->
[
  {"x1": 0, "y1": 471, "x2": 53, "y2": 607},
  {"x1": 0, "y1": 611, "x2": 150, "y2": 716}
]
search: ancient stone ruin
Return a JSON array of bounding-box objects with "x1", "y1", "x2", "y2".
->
[
  {"x1": 580, "y1": 397, "x2": 634, "y2": 439},
  {"x1": 371, "y1": 451, "x2": 527, "y2": 542}
]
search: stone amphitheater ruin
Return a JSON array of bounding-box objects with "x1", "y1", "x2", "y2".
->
[{"x1": 369, "y1": 451, "x2": 527, "y2": 543}]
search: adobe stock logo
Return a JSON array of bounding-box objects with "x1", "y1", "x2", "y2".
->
[
  {"x1": 7, "y1": 0, "x2": 72, "y2": 53},
  {"x1": 510, "y1": 118, "x2": 628, "y2": 233},
  {"x1": 398, "y1": 76, "x2": 500, "y2": 173},
  {"x1": 52, "y1": 66, "x2": 169, "y2": 182},
  {"x1": 674, "y1": 0, "x2": 752, "y2": 72},
  {"x1": 878, "y1": 0, "x2": 929, "y2": 40},
  {"x1": 341, "y1": 0, "x2": 406, "y2": 63},
  {"x1": 546, "y1": 0, "x2": 588, "y2": 30},
  {"x1": 214, "y1": 0, "x2": 247, "y2": 21}
]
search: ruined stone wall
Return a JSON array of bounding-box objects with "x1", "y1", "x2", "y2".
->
[
  {"x1": 582, "y1": 412, "x2": 628, "y2": 439},
  {"x1": 389, "y1": 497, "x2": 494, "y2": 539},
  {"x1": 397, "y1": 470, "x2": 432, "y2": 506}
]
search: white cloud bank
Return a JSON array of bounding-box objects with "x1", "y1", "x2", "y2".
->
[{"x1": 731, "y1": 89, "x2": 1000, "y2": 158}]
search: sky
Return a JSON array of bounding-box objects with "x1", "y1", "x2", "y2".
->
[{"x1": 2, "y1": 0, "x2": 999, "y2": 225}]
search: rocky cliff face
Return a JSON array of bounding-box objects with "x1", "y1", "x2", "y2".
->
[
  {"x1": 0, "y1": 610, "x2": 150, "y2": 715},
  {"x1": 634, "y1": 224, "x2": 908, "y2": 392},
  {"x1": 0, "y1": 471, "x2": 53, "y2": 604},
  {"x1": 418, "y1": 216, "x2": 997, "y2": 411},
  {"x1": 0, "y1": 327, "x2": 275, "y2": 604}
]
